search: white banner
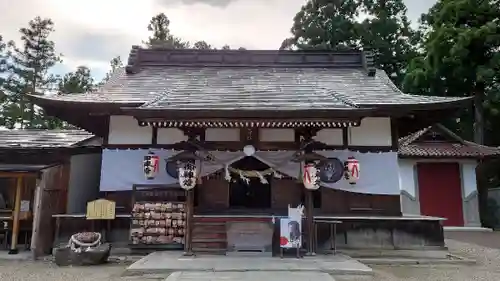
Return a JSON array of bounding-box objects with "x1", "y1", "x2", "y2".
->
[{"x1": 99, "y1": 149, "x2": 400, "y2": 195}]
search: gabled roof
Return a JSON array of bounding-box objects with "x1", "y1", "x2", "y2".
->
[
  {"x1": 29, "y1": 47, "x2": 471, "y2": 119},
  {"x1": 398, "y1": 124, "x2": 500, "y2": 158},
  {"x1": 0, "y1": 129, "x2": 96, "y2": 149}
]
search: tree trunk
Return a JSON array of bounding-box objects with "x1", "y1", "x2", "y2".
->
[{"x1": 474, "y1": 83, "x2": 484, "y2": 145}]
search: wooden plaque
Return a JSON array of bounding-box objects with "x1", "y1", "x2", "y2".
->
[{"x1": 86, "y1": 199, "x2": 116, "y2": 220}]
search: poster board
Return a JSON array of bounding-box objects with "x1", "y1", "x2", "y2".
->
[{"x1": 279, "y1": 218, "x2": 302, "y2": 249}]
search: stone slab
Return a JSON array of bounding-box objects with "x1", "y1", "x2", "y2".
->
[
  {"x1": 125, "y1": 251, "x2": 372, "y2": 276},
  {"x1": 164, "y1": 271, "x2": 336, "y2": 281}
]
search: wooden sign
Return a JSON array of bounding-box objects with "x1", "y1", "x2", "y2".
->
[{"x1": 86, "y1": 199, "x2": 116, "y2": 220}]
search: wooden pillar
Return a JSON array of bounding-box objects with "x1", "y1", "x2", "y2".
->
[
  {"x1": 184, "y1": 189, "x2": 194, "y2": 256},
  {"x1": 30, "y1": 178, "x2": 42, "y2": 259},
  {"x1": 9, "y1": 176, "x2": 23, "y2": 254},
  {"x1": 305, "y1": 189, "x2": 315, "y2": 256}
]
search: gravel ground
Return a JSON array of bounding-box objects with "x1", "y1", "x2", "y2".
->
[{"x1": 1, "y1": 238, "x2": 500, "y2": 281}]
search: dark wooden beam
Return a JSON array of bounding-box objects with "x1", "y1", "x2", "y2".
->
[
  {"x1": 390, "y1": 118, "x2": 399, "y2": 150},
  {"x1": 342, "y1": 127, "x2": 349, "y2": 149},
  {"x1": 102, "y1": 142, "x2": 396, "y2": 153},
  {"x1": 151, "y1": 127, "x2": 158, "y2": 145}
]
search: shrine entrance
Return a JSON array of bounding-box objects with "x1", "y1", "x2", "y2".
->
[{"x1": 229, "y1": 157, "x2": 271, "y2": 209}]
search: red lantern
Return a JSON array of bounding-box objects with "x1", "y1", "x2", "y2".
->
[
  {"x1": 344, "y1": 157, "x2": 359, "y2": 185},
  {"x1": 302, "y1": 163, "x2": 320, "y2": 190},
  {"x1": 143, "y1": 152, "x2": 159, "y2": 180}
]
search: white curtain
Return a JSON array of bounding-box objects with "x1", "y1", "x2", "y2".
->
[
  {"x1": 315, "y1": 150, "x2": 400, "y2": 195},
  {"x1": 99, "y1": 149, "x2": 400, "y2": 195}
]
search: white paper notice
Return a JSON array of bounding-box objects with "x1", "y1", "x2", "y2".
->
[{"x1": 20, "y1": 200, "x2": 30, "y2": 212}]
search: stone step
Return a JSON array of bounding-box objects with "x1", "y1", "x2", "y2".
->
[
  {"x1": 192, "y1": 238, "x2": 227, "y2": 243},
  {"x1": 193, "y1": 222, "x2": 226, "y2": 226},
  {"x1": 192, "y1": 225, "x2": 226, "y2": 234},
  {"x1": 193, "y1": 225, "x2": 225, "y2": 230},
  {"x1": 192, "y1": 247, "x2": 227, "y2": 255},
  {"x1": 192, "y1": 241, "x2": 227, "y2": 249},
  {"x1": 192, "y1": 232, "x2": 226, "y2": 240}
]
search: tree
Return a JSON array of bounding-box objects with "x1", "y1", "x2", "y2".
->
[
  {"x1": 282, "y1": 0, "x2": 360, "y2": 50},
  {"x1": 193, "y1": 41, "x2": 212, "y2": 50},
  {"x1": 97, "y1": 56, "x2": 123, "y2": 87},
  {"x1": 0, "y1": 35, "x2": 10, "y2": 127},
  {"x1": 0, "y1": 35, "x2": 8, "y2": 100},
  {"x1": 403, "y1": 0, "x2": 500, "y2": 145},
  {"x1": 403, "y1": 0, "x2": 500, "y2": 228},
  {"x1": 104, "y1": 56, "x2": 123, "y2": 81},
  {"x1": 282, "y1": 0, "x2": 419, "y2": 86},
  {"x1": 59, "y1": 66, "x2": 94, "y2": 94},
  {"x1": 145, "y1": 13, "x2": 190, "y2": 49},
  {"x1": 357, "y1": 0, "x2": 420, "y2": 86},
  {"x1": 3, "y1": 17, "x2": 61, "y2": 129},
  {"x1": 42, "y1": 65, "x2": 95, "y2": 129}
]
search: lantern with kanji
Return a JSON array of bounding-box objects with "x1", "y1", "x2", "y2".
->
[
  {"x1": 178, "y1": 160, "x2": 198, "y2": 190},
  {"x1": 143, "y1": 152, "x2": 159, "y2": 180},
  {"x1": 169, "y1": 151, "x2": 202, "y2": 190},
  {"x1": 302, "y1": 163, "x2": 320, "y2": 190},
  {"x1": 344, "y1": 156, "x2": 360, "y2": 184}
]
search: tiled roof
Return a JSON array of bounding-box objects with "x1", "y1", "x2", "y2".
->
[
  {"x1": 30, "y1": 48, "x2": 470, "y2": 112},
  {"x1": 0, "y1": 129, "x2": 95, "y2": 148},
  {"x1": 398, "y1": 124, "x2": 500, "y2": 158},
  {"x1": 137, "y1": 67, "x2": 468, "y2": 111}
]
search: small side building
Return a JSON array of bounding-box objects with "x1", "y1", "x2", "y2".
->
[
  {"x1": 0, "y1": 129, "x2": 101, "y2": 256},
  {"x1": 399, "y1": 124, "x2": 500, "y2": 227}
]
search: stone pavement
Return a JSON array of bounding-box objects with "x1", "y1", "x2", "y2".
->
[
  {"x1": 445, "y1": 230, "x2": 500, "y2": 249},
  {"x1": 165, "y1": 271, "x2": 336, "y2": 281},
  {"x1": 125, "y1": 252, "x2": 372, "y2": 276}
]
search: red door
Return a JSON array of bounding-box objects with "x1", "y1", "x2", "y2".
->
[{"x1": 417, "y1": 163, "x2": 464, "y2": 226}]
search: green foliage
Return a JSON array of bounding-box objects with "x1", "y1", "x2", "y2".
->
[
  {"x1": 403, "y1": 0, "x2": 500, "y2": 143},
  {"x1": 283, "y1": 0, "x2": 419, "y2": 86},
  {"x1": 146, "y1": 13, "x2": 190, "y2": 49},
  {"x1": 59, "y1": 66, "x2": 94, "y2": 94},
  {"x1": 193, "y1": 41, "x2": 212, "y2": 49},
  {"x1": 1, "y1": 17, "x2": 62, "y2": 129},
  {"x1": 145, "y1": 13, "x2": 244, "y2": 50},
  {"x1": 284, "y1": 0, "x2": 360, "y2": 50},
  {"x1": 98, "y1": 56, "x2": 123, "y2": 87},
  {"x1": 0, "y1": 35, "x2": 8, "y2": 102}
]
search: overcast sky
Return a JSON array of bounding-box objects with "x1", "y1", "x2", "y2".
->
[{"x1": 0, "y1": 0, "x2": 437, "y2": 80}]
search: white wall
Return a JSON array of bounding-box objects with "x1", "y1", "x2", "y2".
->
[
  {"x1": 206, "y1": 128, "x2": 240, "y2": 142},
  {"x1": 67, "y1": 153, "x2": 102, "y2": 213},
  {"x1": 108, "y1": 116, "x2": 152, "y2": 144},
  {"x1": 349, "y1": 117, "x2": 392, "y2": 146},
  {"x1": 107, "y1": 116, "x2": 394, "y2": 147},
  {"x1": 314, "y1": 129, "x2": 343, "y2": 145},
  {"x1": 157, "y1": 128, "x2": 187, "y2": 144}
]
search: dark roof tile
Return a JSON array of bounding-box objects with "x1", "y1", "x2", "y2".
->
[
  {"x1": 0, "y1": 129, "x2": 95, "y2": 148},
  {"x1": 398, "y1": 124, "x2": 500, "y2": 158}
]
